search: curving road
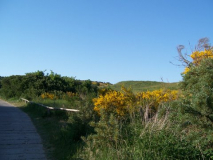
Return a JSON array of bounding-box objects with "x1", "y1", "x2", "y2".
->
[{"x1": 0, "y1": 99, "x2": 47, "y2": 160}]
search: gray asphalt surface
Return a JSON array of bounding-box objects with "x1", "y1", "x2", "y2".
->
[{"x1": 0, "y1": 99, "x2": 47, "y2": 160}]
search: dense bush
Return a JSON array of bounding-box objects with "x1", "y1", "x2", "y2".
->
[
  {"x1": 0, "y1": 71, "x2": 98, "y2": 100},
  {"x1": 0, "y1": 75, "x2": 24, "y2": 99},
  {"x1": 172, "y1": 58, "x2": 213, "y2": 159},
  {"x1": 180, "y1": 58, "x2": 213, "y2": 127}
]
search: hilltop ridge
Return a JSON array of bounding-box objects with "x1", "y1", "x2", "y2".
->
[{"x1": 109, "y1": 80, "x2": 179, "y2": 93}]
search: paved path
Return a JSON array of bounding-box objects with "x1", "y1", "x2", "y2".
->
[{"x1": 0, "y1": 99, "x2": 47, "y2": 160}]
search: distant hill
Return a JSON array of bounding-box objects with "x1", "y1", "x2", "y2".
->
[{"x1": 110, "y1": 81, "x2": 179, "y2": 93}]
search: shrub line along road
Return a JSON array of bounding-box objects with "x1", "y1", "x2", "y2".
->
[{"x1": 0, "y1": 99, "x2": 47, "y2": 160}]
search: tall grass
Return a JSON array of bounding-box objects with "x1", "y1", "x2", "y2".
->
[
  {"x1": 33, "y1": 98, "x2": 73, "y2": 109},
  {"x1": 79, "y1": 104, "x2": 202, "y2": 160}
]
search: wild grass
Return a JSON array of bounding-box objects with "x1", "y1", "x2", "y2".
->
[
  {"x1": 33, "y1": 98, "x2": 73, "y2": 109},
  {"x1": 79, "y1": 104, "x2": 202, "y2": 160}
]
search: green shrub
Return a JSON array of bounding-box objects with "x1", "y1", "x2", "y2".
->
[{"x1": 173, "y1": 58, "x2": 213, "y2": 159}]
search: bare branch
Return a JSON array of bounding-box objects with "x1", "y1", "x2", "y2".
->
[
  {"x1": 177, "y1": 45, "x2": 191, "y2": 66},
  {"x1": 196, "y1": 37, "x2": 210, "y2": 51}
]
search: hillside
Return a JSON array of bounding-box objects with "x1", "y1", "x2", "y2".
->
[{"x1": 110, "y1": 81, "x2": 179, "y2": 93}]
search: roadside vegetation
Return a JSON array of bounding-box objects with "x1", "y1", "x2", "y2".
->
[{"x1": 0, "y1": 38, "x2": 213, "y2": 159}]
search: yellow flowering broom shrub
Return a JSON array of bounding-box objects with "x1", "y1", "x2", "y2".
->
[
  {"x1": 97, "y1": 88, "x2": 113, "y2": 96},
  {"x1": 183, "y1": 48, "x2": 213, "y2": 74},
  {"x1": 136, "y1": 89, "x2": 178, "y2": 106},
  {"x1": 93, "y1": 87, "x2": 178, "y2": 117},
  {"x1": 190, "y1": 49, "x2": 213, "y2": 65},
  {"x1": 41, "y1": 91, "x2": 78, "y2": 100},
  {"x1": 41, "y1": 92, "x2": 57, "y2": 100},
  {"x1": 93, "y1": 90, "x2": 128, "y2": 116}
]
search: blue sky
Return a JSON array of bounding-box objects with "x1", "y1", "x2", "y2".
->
[{"x1": 0, "y1": 0, "x2": 212, "y2": 84}]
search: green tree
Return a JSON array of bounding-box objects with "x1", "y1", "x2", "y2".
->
[
  {"x1": 0, "y1": 75, "x2": 25, "y2": 98},
  {"x1": 23, "y1": 71, "x2": 47, "y2": 98}
]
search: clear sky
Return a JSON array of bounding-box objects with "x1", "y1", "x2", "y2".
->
[{"x1": 0, "y1": 0, "x2": 212, "y2": 84}]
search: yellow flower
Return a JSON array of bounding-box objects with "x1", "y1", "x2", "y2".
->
[
  {"x1": 183, "y1": 48, "x2": 213, "y2": 74},
  {"x1": 183, "y1": 67, "x2": 190, "y2": 74},
  {"x1": 93, "y1": 88, "x2": 179, "y2": 117}
]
